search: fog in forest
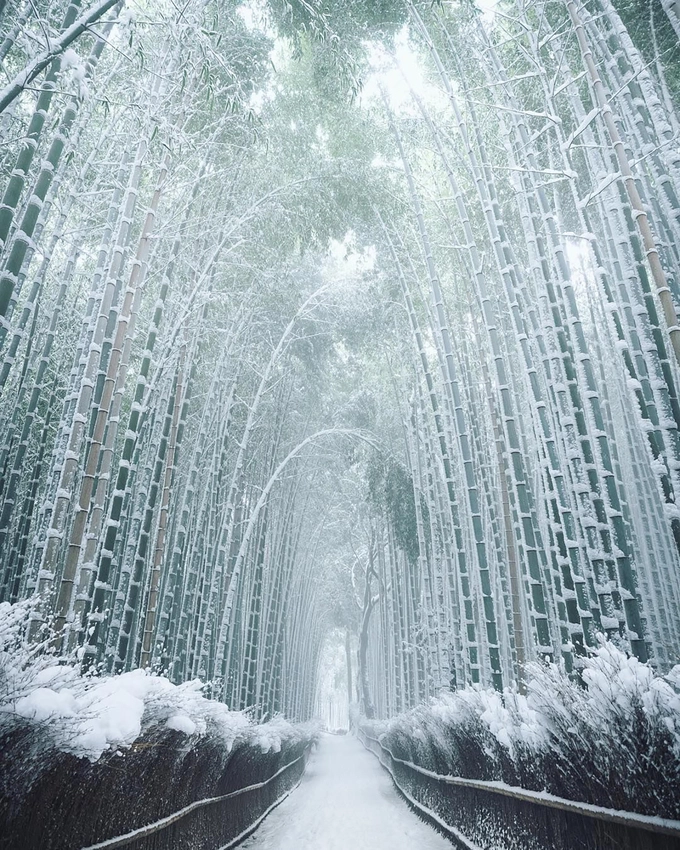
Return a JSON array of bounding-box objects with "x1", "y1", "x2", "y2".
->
[{"x1": 1, "y1": 2, "x2": 679, "y2": 848}]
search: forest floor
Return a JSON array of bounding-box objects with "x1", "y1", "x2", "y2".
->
[{"x1": 239, "y1": 732, "x2": 451, "y2": 850}]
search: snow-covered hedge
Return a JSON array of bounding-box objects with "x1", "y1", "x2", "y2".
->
[
  {"x1": 0, "y1": 598, "x2": 313, "y2": 761},
  {"x1": 0, "y1": 600, "x2": 317, "y2": 850},
  {"x1": 363, "y1": 641, "x2": 680, "y2": 819}
]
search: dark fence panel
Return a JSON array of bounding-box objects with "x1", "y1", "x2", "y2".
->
[
  {"x1": 357, "y1": 727, "x2": 680, "y2": 850},
  {"x1": 81, "y1": 745, "x2": 311, "y2": 850}
]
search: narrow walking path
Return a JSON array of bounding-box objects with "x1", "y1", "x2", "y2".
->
[{"x1": 240, "y1": 733, "x2": 452, "y2": 850}]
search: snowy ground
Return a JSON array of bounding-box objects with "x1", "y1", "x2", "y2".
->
[{"x1": 240, "y1": 732, "x2": 452, "y2": 850}]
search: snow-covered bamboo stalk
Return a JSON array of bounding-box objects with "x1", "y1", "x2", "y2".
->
[{"x1": 565, "y1": 0, "x2": 680, "y2": 368}]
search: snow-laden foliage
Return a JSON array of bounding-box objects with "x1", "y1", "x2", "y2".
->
[
  {"x1": 366, "y1": 641, "x2": 680, "y2": 817},
  {"x1": 0, "y1": 600, "x2": 315, "y2": 762}
]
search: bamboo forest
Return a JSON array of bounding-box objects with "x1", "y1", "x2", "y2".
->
[{"x1": 1, "y1": 2, "x2": 680, "y2": 849}]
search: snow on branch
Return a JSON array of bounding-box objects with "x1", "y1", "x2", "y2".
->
[{"x1": 0, "y1": 0, "x2": 122, "y2": 115}]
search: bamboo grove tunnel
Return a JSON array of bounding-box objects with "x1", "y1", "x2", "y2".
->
[{"x1": 1, "y1": 1, "x2": 680, "y2": 849}]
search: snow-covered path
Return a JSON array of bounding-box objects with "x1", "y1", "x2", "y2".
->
[{"x1": 240, "y1": 733, "x2": 452, "y2": 850}]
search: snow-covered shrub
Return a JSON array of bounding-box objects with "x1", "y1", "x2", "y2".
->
[
  {"x1": 370, "y1": 641, "x2": 680, "y2": 818},
  {"x1": 0, "y1": 597, "x2": 58, "y2": 700},
  {"x1": 0, "y1": 599, "x2": 316, "y2": 761},
  {"x1": 0, "y1": 601, "x2": 318, "y2": 849}
]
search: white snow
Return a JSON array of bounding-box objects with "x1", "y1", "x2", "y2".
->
[
  {"x1": 0, "y1": 599, "x2": 311, "y2": 762},
  {"x1": 15, "y1": 686, "x2": 77, "y2": 722},
  {"x1": 166, "y1": 713, "x2": 197, "y2": 735},
  {"x1": 61, "y1": 48, "x2": 86, "y2": 83},
  {"x1": 3, "y1": 661, "x2": 252, "y2": 761},
  {"x1": 241, "y1": 734, "x2": 452, "y2": 850}
]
